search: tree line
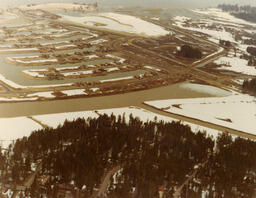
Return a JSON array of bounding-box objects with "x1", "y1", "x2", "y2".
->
[{"x1": 218, "y1": 4, "x2": 256, "y2": 23}]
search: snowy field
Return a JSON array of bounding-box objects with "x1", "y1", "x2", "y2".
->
[
  {"x1": 60, "y1": 12, "x2": 169, "y2": 37},
  {"x1": 33, "y1": 110, "x2": 98, "y2": 129},
  {"x1": 214, "y1": 56, "x2": 256, "y2": 76},
  {"x1": 0, "y1": 117, "x2": 43, "y2": 148},
  {"x1": 173, "y1": 16, "x2": 235, "y2": 44},
  {"x1": 1, "y1": 106, "x2": 232, "y2": 148},
  {"x1": 100, "y1": 76, "x2": 134, "y2": 83},
  {"x1": 61, "y1": 89, "x2": 87, "y2": 96},
  {"x1": 27, "y1": 91, "x2": 55, "y2": 98},
  {"x1": 145, "y1": 93, "x2": 256, "y2": 135},
  {"x1": 35, "y1": 106, "x2": 223, "y2": 140},
  {"x1": 192, "y1": 8, "x2": 256, "y2": 27}
]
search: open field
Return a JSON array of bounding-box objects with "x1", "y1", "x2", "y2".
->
[{"x1": 145, "y1": 92, "x2": 256, "y2": 135}]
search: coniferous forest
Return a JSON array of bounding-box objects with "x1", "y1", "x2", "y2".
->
[
  {"x1": 0, "y1": 114, "x2": 256, "y2": 198},
  {"x1": 218, "y1": 4, "x2": 256, "y2": 23}
]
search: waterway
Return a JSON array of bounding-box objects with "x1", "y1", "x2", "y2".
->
[{"x1": 0, "y1": 82, "x2": 231, "y2": 117}]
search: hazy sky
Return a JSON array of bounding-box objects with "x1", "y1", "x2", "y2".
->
[{"x1": 0, "y1": 0, "x2": 256, "y2": 8}]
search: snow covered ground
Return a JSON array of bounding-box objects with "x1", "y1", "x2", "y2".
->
[
  {"x1": 173, "y1": 8, "x2": 256, "y2": 76},
  {"x1": 89, "y1": 39, "x2": 108, "y2": 45},
  {"x1": 27, "y1": 91, "x2": 55, "y2": 98},
  {"x1": 62, "y1": 70, "x2": 93, "y2": 77},
  {"x1": 105, "y1": 54, "x2": 126, "y2": 64},
  {"x1": 173, "y1": 16, "x2": 235, "y2": 44},
  {"x1": 214, "y1": 56, "x2": 256, "y2": 76},
  {"x1": 60, "y1": 12, "x2": 169, "y2": 37},
  {"x1": 61, "y1": 89, "x2": 87, "y2": 96},
  {"x1": 24, "y1": 67, "x2": 99, "y2": 78},
  {"x1": 105, "y1": 67, "x2": 119, "y2": 72},
  {"x1": 8, "y1": 58, "x2": 58, "y2": 64},
  {"x1": 90, "y1": 87, "x2": 100, "y2": 92},
  {"x1": 192, "y1": 8, "x2": 256, "y2": 27},
  {"x1": 144, "y1": 65, "x2": 161, "y2": 72},
  {"x1": 0, "y1": 117, "x2": 43, "y2": 148},
  {"x1": 33, "y1": 111, "x2": 98, "y2": 128},
  {"x1": 0, "y1": 96, "x2": 38, "y2": 102},
  {"x1": 33, "y1": 106, "x2": 223, "y2": 140},
  {"x1": 173, "y1": 8, "x2": 256, "y2": 47},
  {"x1": 8, "y1": 55, "x2": 39, "y2": 59},
  {"x1": 23, "y1": 70, "x2": 45, "y2": 78},
  {"x1": 0, "y1": 48, "x2": 38, "y2": 53},
  {"x1": 145, "y1": 93, "x2": 256, "y2": 135},
  {"x1": 33, "y1": 111, "x2": 98, "y2": 129},
  {"x1": 86, "y1": 54, "x2": 99, "y2": 59},
  {"x1": 100, "y1": 76, "x2": 134, "y2": 83},
  {"x1": 0, "y1": 92, "x2": 56, "y2": 102},
  {"x1": 55, "y1": 44, "x2": 77, "y2": 49}
]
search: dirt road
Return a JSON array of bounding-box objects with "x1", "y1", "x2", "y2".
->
[
  {"x1": 91, "y1": 165, "x2": 121, "y2": 198},
  {"x1": 173, "y1": 156, "x2": 209, "y2": 198},
  {"x1": 11, "y1": 162, "x2": 42, "y2": 198}
]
